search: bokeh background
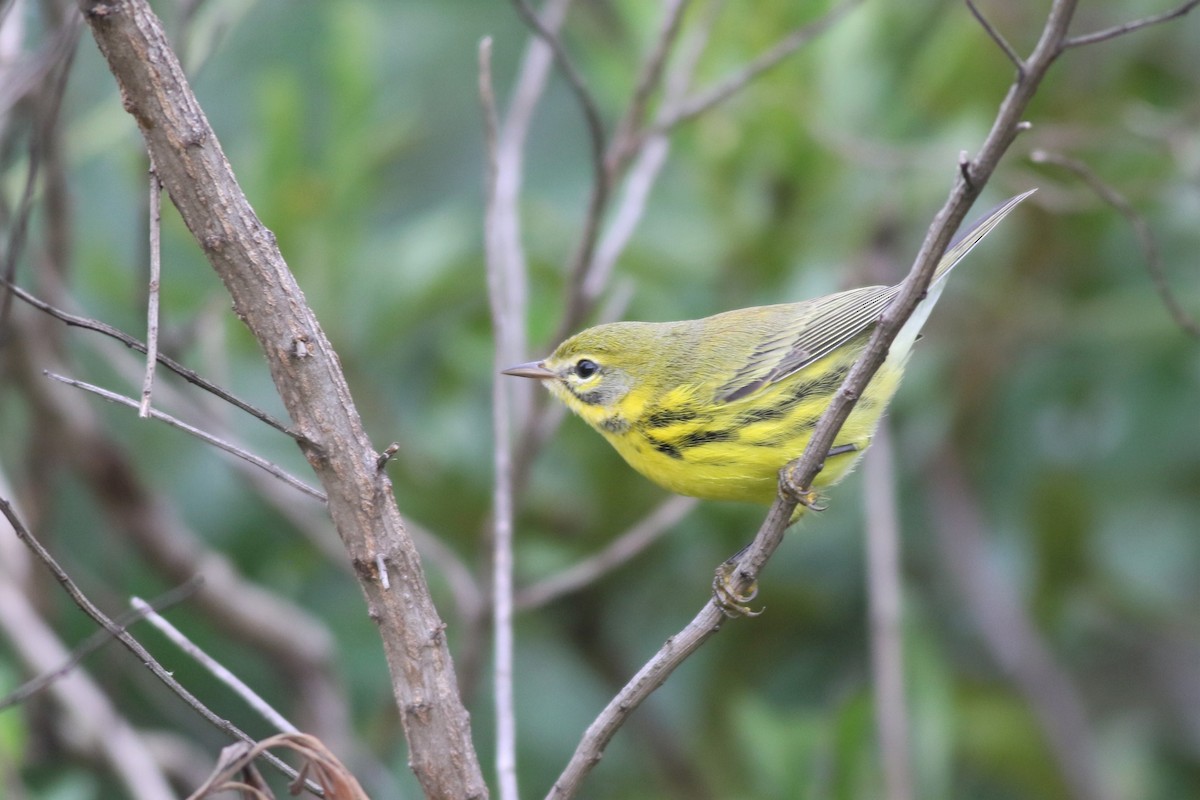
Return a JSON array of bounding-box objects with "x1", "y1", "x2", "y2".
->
[{"x1": 1, "y1": 0, "x2": 1198, "y2": 798}]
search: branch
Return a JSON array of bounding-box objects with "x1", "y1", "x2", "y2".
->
[
  {"x1": 131, "y1": 597, "x2": 299, "y2": 734},
  {"x1": 4, "y1": 279, "x2": 304, "y2": 440},
  {"x1": 0, "y1": 579, "x2": 201, "y2": 711},
  {"x1": 965, "y1": 0, "x2": 1025, "y2": 75},
  {"x1": 139, "y1": 159, "x2": 162, "y2": 416},
  {"x1": 44, "y1": 371, "x2": 326, "y2": 502},
  {"x1": 862, "y1": 427, "x2": 912, "y2": 800},
  {"x1": 515, "y1": 496, "x2": 697, "y2": 611},
  {"x1": 1063, "y1": 0, "x2": 1199, "y2": 48},
  {"x1": 606, "y1": 0, "x2": 691, "y2": 174},
  {"x1": 0, "y1": 497, "x2": 320, "y2": 795},
  {"x1": 76, "y1": 2, "x2": 485, "y2": 795},
  {"x1": 0, "y1": 20, "x2": 78, "y2": 334},
  {"x1": 509, "y1": 0, "x2": 613, "y2": 344},
  {"x1": 0, "y1": 569, "x2": 176, "y2": 800},
  {"x1": 651, "y1": 0, "x2": 864, "y2": 135},
  {"x1": 481, "y1": 36, "x2": 521, "y2": 800},
  {"x1": 1030, "y1": 149, "x2": 1199, "y2": 338}
]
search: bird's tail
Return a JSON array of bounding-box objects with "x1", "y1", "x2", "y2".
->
[{"x1": 933, "y1": 188, "x2": 1037, "y2": 284}]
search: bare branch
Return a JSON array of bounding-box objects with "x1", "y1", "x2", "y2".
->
[
  {"x1": 44, "y1": 371, "x2": 326, "y2": 502},
  {"x1": 481, "y1": 35, "x2": 521, "y2": 800},
  {"x1": 0, "y1": 569, "x2": 176, "y2": 800},
  {"x1": 580, "y1": 0, "x2": 718, "y2": 304},
  {"x1": 76, "y1": 2, "x2": 484, "y2": 792},
  {"x1": 862, "y1": 428, "x2": 912, "y2": 800},
  {"x1": 508, "y1": 0, "x2": 606, "y2": 174},
  {"x1": 515, "y1": 496, "x2": 696, "y2": 611},
  {"x1": 0, "y1": 578, "x2": 202, "y2": 711},
  {"x1": 509, "y1": 0, "x2": 611, "y2": 341},
  {"x1": 1064, "y1": 0, "x2": 1200, "y2": 49},
  {"x1": 131, "y1": 597, "x2": 299, "y2": 734},
  {"x1": 652, "y1": 0, "x2": 863, "y2": 135},
  {"x1": 0, "y1": 497, "x2": 320, "y2": 795},
  {"x1": 965, "y1": 0, "x2": 1026, "y2": 75},
  {"x1": 1030, "y1": 149, "x2": 1199, "y2": 338},
  {"x1": 493, "y1": 0, "x2": 573, "y2": 425},
  {"x1": 139, "y1": 160, "x2": 162, "y2": 417},
  {"x1": 545, "y1": 610, "x2": 727, "y2": 799},
  {"x1": 4, "y1": 279, "x2": 304, "y2": 440},
  {"x1": 607, "y1": 0, "x2": 691, "y2": 173}
]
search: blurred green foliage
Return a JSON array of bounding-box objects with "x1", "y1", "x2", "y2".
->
[{"x1": 2, "y1": 0, "x2": 1199, "y2": 798}]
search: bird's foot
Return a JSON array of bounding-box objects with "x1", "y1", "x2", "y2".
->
[{"x1": 712, "y1": 560, "x2": 764, "y2": 618}]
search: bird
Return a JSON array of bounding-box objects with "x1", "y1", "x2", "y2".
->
[{"x1": 505, "y1": 191, "x2": 1032, "y2": 528}]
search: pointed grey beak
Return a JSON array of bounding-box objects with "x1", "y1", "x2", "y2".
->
[{"x1": 502, "y1": 360, "x2": 555, "y2": 380}]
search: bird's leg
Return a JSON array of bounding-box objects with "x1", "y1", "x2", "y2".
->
[
  {"x1": 711, "y1": 543, "x2": 764, "y2": 617},
  {"x1": 712, "y1": 556, "x2": 763, "y2": 618},
  {"x1": 790, "y1": 441, "x2": 860, "y2": 511}
]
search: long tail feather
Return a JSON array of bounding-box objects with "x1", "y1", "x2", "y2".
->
[{"x1": 934, "y1": 188, "x2": 1037, "y2": 283}]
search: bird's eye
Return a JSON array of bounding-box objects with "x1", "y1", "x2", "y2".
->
[{"x1": 574, "y1": 359, "x2": 599, "y2": 379}]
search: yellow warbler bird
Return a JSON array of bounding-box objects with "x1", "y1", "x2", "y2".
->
[{"x1": 505, "y1": 192, "x2": 1032, "y2": 512}]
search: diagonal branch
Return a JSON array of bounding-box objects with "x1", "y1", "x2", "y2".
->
[
  {"x1": 1031, "y1": 149, "x2": 1199, "y2": 338},
  {"x1": 965, "y1": 0, "x2": 1026, "y2": 75},
  {"x1": 76, "y1": 1, "x2": 485, "y2": 795},
  {"x1": 45, "y1": 371, "x2": 326, "y2": 501},
  {"x1": 0, "y1": 497, "x2": 321, "y2": 795},
  {"x1": 1063, "y1": 0, "x2": 1199, "y2": 48},
  {"x1": 651, "y1": 0, "x2": 863, "y2": 135},
  {"x1": 4, "y1": 279, "x2": 304, "y2": 440},
  {"x1": 550, "y1": 1, "x2": 1100, "y2": 796}
]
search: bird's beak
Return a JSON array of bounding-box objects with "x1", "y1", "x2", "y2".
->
[{"x1": 501, "y1": 360, "x2": 555, "y2": 380}]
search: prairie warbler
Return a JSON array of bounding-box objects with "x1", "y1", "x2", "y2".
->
[{"x1": 505, "y1": 192, "x2": 1031, "y2": 513}]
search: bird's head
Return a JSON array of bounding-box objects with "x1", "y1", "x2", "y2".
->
[{"x1": 503, "y1": 322, "x2": 664, "y2": 425}]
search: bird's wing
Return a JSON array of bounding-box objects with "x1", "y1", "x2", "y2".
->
[
  {"x1": 714, "y1": 190, "x2": 1035, "y2": 404},
  {"x1": 714, "y1": 285, "x2": 891, "y2": 402}
]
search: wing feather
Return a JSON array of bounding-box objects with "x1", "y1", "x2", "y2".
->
[{"x1": 715, "y1": 190, "x2": 1034, "y2": 403}]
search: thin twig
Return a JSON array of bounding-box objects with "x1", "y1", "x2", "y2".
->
[
  {"x1": 0, "y1": 578, "x2": 203, "y2": 711},
  {"x1": 862, "y1": 427, "x2": 912, "y2": 800},
  {"x1": 0, "y1": 497, "x2": 322, "y2": 797},
  {"x1": 140, "y1": 158, "x2": 162, "y2": 417},
  {"x1": 44, "y1": 371, "x2": 326, "y2": 502},
  {"x1": 509, "y1": 0, "x2": 611, "y2": 341},
  {"x1": 1063, "y1": 0, "x2": 1200, "y2": 48},
  {"x1": 580, "y1": 0, "x2": 717, "y2": 304},
  {"x1": 651, "y1": 0, "x2": 863, "y2": 135},
  {"x1": 515, "y1": 496, "x2": 697, "y2": 611},
  {"x1": 493, "y1": 0, "x2": 574, "y2": 427},
  {"x1": 544, "y1": 499, "x2": 795, "y2": 800},
  {"x1": 965, "y1": 0, "x2": 1026, "y2": 75},
  {"x1": 607, "y1": 0, "x2": 691, "y2": 174},
  {"x1": 1030, "y1": 149, "x2": 1199, "y2": 338},
  {"x1": 131, "y1": 597, "x2": 300, "y2": 734},
  {"x1": 481, "y1": 36, "x2": 521, "y2": 800},
  {"x1": 508, "y1": 0, "x2": 606, "y2": 176},
  {"x1": 4, "y1": 279, "x2": 305, "y2": 440}
]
